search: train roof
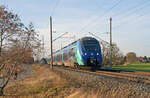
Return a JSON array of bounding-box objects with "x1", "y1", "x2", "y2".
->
[{"x1": 53, "y1": 36, "x2": 98, "y2": 54}]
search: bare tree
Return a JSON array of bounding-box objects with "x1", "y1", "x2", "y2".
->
[
  {"x1": 101, "y1": 42, "x2": 124, "y2": 66},
  {"x1": 100, "y1": 41, "x2": 110, "y2": 66},
  {"x1": 0, "y1": 5, "x2": 41, "y2": 96},
  {"x1": 0, "y1": 5, "x2": 23, "y2": 55},
  {"x1": 0, "y1": 46, "x2": 23, "y2": 95},
  {"x1": 21, "y1": 22, "x2": 41, "y2": 63},
  {"x1": 112, "y1": 44, "x2": 124, "y2": 65},
  {"x1": 0, "y1": 5, "x2": 24, "y2": 95}
]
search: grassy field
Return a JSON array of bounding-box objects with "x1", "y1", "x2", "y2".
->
[{"x1": 112, "y1": 63, "x2": 150, "y2": 72}]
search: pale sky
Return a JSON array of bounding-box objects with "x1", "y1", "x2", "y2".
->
[{"x1": 0, "y1": 0, "x2": 150, "y2": 57}]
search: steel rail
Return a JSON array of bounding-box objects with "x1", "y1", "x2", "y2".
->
[{"x1": 53, "y1": 65, "x2": 150, "y2": 85}]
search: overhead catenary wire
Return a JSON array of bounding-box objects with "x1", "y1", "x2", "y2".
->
[
  {"x1": 115, "y1": 0, "x2": 150, "y2": 22},
  {"x1": 89, "y1": 32, "x2": 109, "y2": 45},
  {"x1": 52, "y1": 32, "x2": 68, "y2": 42},
  {"x1": 112, "y1": 0, "x2": 150, "y2": 18},
  {"x1": 114, "y1": 10, "x2": 150, "y2": 29},
  {"x1": 90, "y1": 0, "x2": 150, "y2": 31},
  {"x1": 79, "y1": 0, "x2": 124, "y2": 33},
  {"x1": 50, "y1": 0, "x2": 62, "y2": 58},
  {"x1": 113, "y1": 2, "x2": 150, "y2": 29},
  {"x1": 51, "y1": 0, "x2": 61, "y2": 17}
]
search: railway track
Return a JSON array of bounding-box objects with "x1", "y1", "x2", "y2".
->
[{"x1": 53, "y1": 65, "x2": 150, "y2": 85}]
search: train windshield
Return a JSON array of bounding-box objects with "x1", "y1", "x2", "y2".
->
[{"x1": 82, "y1": 39, "x2": 99, "y2": 51}]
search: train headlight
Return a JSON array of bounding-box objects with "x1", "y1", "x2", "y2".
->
[
  {"x1": 84, "y1": 53, "x2": 87, "y2": 56},
  {"x1": 97, "y1": 53, "x2": 99, "y2": 56}
]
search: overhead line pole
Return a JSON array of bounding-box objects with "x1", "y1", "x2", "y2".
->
[
  {"x1": 50, "y1": 16, "x2": 53, "y2": 69},
  {"x1": 110, "y1": 17, "x2": 112, "y2": 69}
]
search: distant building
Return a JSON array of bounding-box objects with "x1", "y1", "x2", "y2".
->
[
  {"x1": 138, "y1": 57, "x2": 145, "y2": 62},
  {"x1": 138, "y1": 56, "x2": 150, "y2": 63},
  {"x1": 148, "y1": 57, "x2": 150, "y2": 62}
]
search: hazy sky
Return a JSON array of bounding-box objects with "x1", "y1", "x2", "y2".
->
[{"x1": 0, "y1": 0, "x2": 150, "y2": 57}]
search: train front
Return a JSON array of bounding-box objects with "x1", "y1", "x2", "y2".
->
[{"x1": 80, "y1": 37, "x2": 102, "y2": 68}]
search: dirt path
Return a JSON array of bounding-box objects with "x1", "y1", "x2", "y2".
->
[{"x1": 10, "y1": 64, "x2": 34, "y2": 83}]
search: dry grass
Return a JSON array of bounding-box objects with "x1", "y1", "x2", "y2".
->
[
  {"x1": 2, "y1": 64, "x2": 149, "y2": 98},
  {"x1": 4, "y1": 64, "x2": 71, "y2": 97}
]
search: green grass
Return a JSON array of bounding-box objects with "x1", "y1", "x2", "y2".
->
[{"x1": 112, "y1": 63, "x2": 150, "y2": 72}]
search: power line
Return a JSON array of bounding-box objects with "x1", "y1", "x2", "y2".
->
[
  {"x1": 88, "y1": 32, "x2": 109, "y2": 44},
  {"x1": 114, "y1": 0, "x2": 150, "y2": 22},
  {"x1": 113, "y1": 3, "x2": 150, "y2": 29},
  {"x1": 112, "y1": 0, "x2": 150, "y2": 18},
  {"x1": 52, "y1": 32, "x2": 68, "y2": 42},
  {"x1": 79, "y1": 0, "x2": 124, "y2": 32},
  {"x1": 114, "y1": 10, "x2": 150, "y2": 29},
  {"x1": 90, "y1": 0, "x2": 150, "y2": 32},
  {"x1": 51, "y1": 0, "x2": 61, "y2": 17},
  {"x1": 77, "y1": 0, "x2": 116, "y2": 22},
  {"x1": 90, "y1": 0, "x2": 150, "y2": 31}
]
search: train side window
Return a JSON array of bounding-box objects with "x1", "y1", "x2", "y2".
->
[
  {"x1": 57, "y1": 54, "x2": 59, "y2": 62},
  {"x1": 71, "y1": 48, "x2": 74, "y2": 56},
  {"x1": 53, "y1": 56, "x2": 55, "y2": 62},
  {"x1": 73, "y1": 47, "x2": 76, "y2": 56},
  {"x1": 69, "y1": 48, "x2": 73, "y2": 57},
  {"x1": 63, "y1": 51, "x2": 65, "y2": 62},
  {"x1": 63, "y1": 49, "x2": 67, "y2": 62}
]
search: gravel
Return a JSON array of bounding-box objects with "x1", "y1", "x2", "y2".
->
[{"x1": 53, "y1": 67, "x2": 150, "y2": 98}]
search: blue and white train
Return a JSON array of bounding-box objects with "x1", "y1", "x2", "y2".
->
[{"x1": 53, "y1": 37, "x2": 103, "y2": 68}]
